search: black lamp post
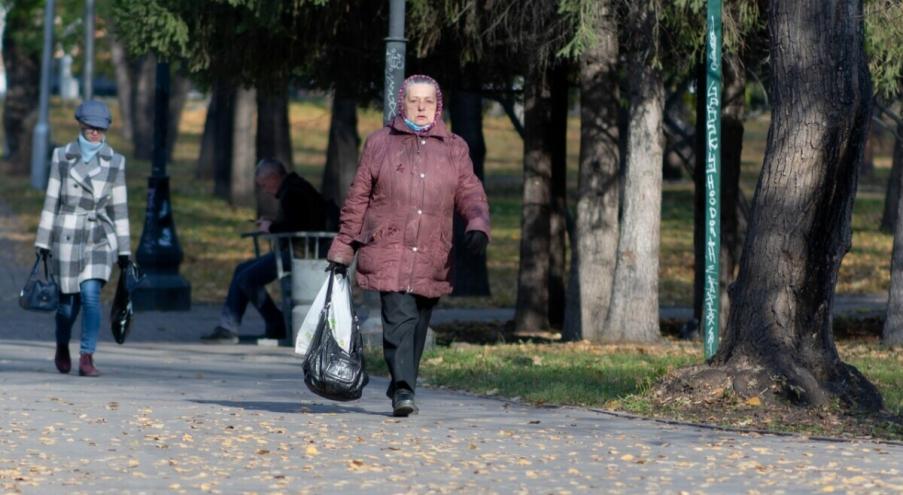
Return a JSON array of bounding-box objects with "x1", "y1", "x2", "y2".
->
[
  {"x1": 383, "y1": 0, "x2": 406, "y2": 124},
  {"x1": 83, "y1": 0, "x2": 94, "y2": 100},
  {"x1": 133, "y1": 62, "x2": 191, "y2": 311},
  {"x1": 30, "y1": 0, "x2": 55, "y2": 190}
]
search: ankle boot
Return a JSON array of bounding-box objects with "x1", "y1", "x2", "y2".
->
[
  {"x1": 54, "y1": 344, "x2": 71, "y2": 374},
  {"x1": 78, "y1": 353, "x2": 100, "y2": 377}
]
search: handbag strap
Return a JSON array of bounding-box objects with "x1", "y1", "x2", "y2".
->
[
  {"x1": 29, "y1": 255, "x2": 42, "y2": 279},
  {"x1": 41, "y1": 253, "x2": 56, "y2": 283}
]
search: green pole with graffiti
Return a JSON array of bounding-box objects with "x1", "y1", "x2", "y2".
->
[{"x1": 703, "y1": 0, "x2": 722, "y2": 360}]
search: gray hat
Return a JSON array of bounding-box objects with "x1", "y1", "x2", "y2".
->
[{"x1": 74, "y1": 100, "x2": 112, "y2": 129}]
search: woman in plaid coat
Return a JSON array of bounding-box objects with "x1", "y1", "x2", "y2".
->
[{"x1": 34, "y1": 101, "x2": 131, "y2": 377}]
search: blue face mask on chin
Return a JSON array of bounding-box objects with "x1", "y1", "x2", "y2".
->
[
  {"x1": 78, "y1": 133, "x2": 105, "y2": 163},
  {"x1": 403, "y1": 117, "x2": 430, "y2": 132}
]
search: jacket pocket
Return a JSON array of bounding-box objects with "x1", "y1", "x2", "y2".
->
[{"x1": 431, "y1": 231, "x2": 453, "y2": 279}]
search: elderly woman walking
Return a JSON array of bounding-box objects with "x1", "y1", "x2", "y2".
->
[
  {"x1": 327, "y1": 75, "x2": 490, "y2": 416},
  {"x1": 34, "y1": 100, "x2": 131, "y2": 377}
]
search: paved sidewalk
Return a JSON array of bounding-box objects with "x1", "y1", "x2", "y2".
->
[
  {"x1": 3, "y1": 203, "x2": 903, "y2": 494},
  {"x1": 2, "y1": 338, "x2": 903, "y2": 494}
]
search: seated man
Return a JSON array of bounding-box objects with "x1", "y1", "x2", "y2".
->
[{"x1": 201, "y1": 158, "x2": 336, "y2": 344}]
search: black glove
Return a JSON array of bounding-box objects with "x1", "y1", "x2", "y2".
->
[
  {"x1": 463, "y1": 231, "x2": 488, "y2": 257},
  {"x1": 118, "y1": 255, "x2": 130, "y2": 270},
  {"x1": 36, "y1": 247, "x2": 50, "y2": 258},
  {"x1": 326, "y1": 261, "x2": 348, "y2": 276}
]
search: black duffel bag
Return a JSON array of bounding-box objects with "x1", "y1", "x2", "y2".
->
[{"x1": 302, "y1": 269, "x2": 368, "y2": 401}]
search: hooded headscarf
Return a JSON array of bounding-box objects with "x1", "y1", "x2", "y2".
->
[{"x1": 397, "y1": 74, "x2": 444, "y2": 135}]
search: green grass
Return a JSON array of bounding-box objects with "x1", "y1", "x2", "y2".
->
[
  {"x1": 365, "y1": 340, "x2": 903, "y2": 416},
  {"x1": 366, "y1": 341, "x2": 702, "y2": 407},
  {"x1": 363, "y1": 339, "x2": 903, "y2": 439}
]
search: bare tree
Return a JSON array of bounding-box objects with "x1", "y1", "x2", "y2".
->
[
  {"x1": 563, "y1": 0, "x2": 620, "y2": 342},
  {"x1": 514, "y1": 62, "x2": 555, "y2": 333},
  {"x1": 883, "y1": 116, "x2": 903, "y2": 345},
  {"x1": 549, "y1": 64, "x2": 570, "y2": 330},
  {"x1": 1, "y1": 16, "x2": 39, "y2": 174},
  {"x1": 880, "y1": 106, "x2": 903, "y2": 232},
  {"x1": 321, "y1": 88, "x2": 360, "y2": 207},
  {"x1": 256, "y1": 84, "x2": 293, "y2": 219},
  {"x1": 601, "y1": 0, "x2": 664, "y2": 342},
  {"x1": 230, "y1": 87, "x2": 257, "y2": 207}
]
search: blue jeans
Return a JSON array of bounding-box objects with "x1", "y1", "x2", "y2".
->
[
  {"x1": 56, "y1": 279, "x2": 104, "y2": 354},
  {"x1": 219, "y1": 252, "x2": 285, "y2": 336}
]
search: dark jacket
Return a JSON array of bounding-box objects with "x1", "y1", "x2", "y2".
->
[
  {"x1": 327, "y1": 116, "x2": 490, "y2": 298},
  {"x1": 269, "y1": 172, "x2": 337, "y2": 233}
]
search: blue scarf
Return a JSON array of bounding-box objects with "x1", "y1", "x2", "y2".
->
[
  {"x1": 403, "y1": 117, "x2": 430, "y2": 133},
  {"x1": 78, "y1": 134, "x2": 105, "y2": 163}
]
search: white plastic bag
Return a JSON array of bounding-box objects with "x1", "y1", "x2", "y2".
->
[{"x1": 294, "y1": 273, "x2": 353, "y2": 356}]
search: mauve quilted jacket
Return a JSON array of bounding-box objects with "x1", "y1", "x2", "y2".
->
[{"x1": 327, "y1": 116, "x2": 490, "y2": 298}]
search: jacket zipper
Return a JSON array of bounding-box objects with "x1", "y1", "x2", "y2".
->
[{"x1": 407, "y1": 136, "x2": 427, "y2": 293}]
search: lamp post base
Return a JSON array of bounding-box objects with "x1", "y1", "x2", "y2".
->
[{"x1": 132, "y1": 273, "x2": 191, "y2": 311}]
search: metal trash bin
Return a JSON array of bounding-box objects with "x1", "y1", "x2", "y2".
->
[{"x1": 273, "y1": 232, "x2": 337, "y2": 346}]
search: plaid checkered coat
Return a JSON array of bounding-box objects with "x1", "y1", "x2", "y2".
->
[{"x1": 34, "y1": 142, "x2": 131, "y2": 294}]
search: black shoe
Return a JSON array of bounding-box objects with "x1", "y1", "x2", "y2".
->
[
  {"x1": 392, "y1": 389, "x2": 418, "y2": 417},
  {"x1": 200, "y1": 327, "x2": 239, "y2": 344}
]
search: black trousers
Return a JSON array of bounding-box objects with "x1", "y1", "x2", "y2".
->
[{"x1": 380, "y1": 292, "x2": 438, "y2": 398}]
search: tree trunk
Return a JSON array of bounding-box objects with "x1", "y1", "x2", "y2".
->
[
  {"x1": 514, "y1": 64, "x2": 553, "y2": 333},
  {"x1": 882, "y1": 117, "x2": 903, "y2": 345},
  {"x1": 1, "y1": 33, "x2": 39, "y2": 174},
  {"x1": 563, "y1": 1, "x2": 620, "y2": 343},
  {"x1": 131, "y1": 55, "x2": 157, "y2": 161},
  {"x1": 449, "y1": 86, "x2": 491, "y2": 297},
  {"x1": 109, "y1": 33, "x2": 134, "y2": 143},
  {"x1": 880, "y1": 126, "x2": 902, "y2": 233},
  {"x1": 166, "y1": 72, "x2": 191, "y2": 162},
  {"x1": 321, "y1": 89, "x2": 360, "y2": 206},
  {"x1": 230, "y1": 86, "x2": 257, "y2": 207},
  {"x1": 548, "y1": 63, "x2": 569, "y2": 330},
  {"x1": 256, "y1": 85, "x2": 294, "y2": 168},
  {"x1": 213, "y1": 82, "x2": 237, "y2": 201},
  {"x1": 717, "y1": 53, "x2": 746, "y2": 332},
  {"x1": 195, "y1": 84, "x2": 234, "y2": 179},
  {"x1": 602, "y1": 0, "x2": 663, "y2": 343},
  {"x1": 197, "y1": 91, "x2": 220, "y2": 180},
  {"x1": 256, "y1": 85, "x2": 293, "y2": 219},
  {"x1": 711, "y1": 0, "x2": 881, "y2": 411}
]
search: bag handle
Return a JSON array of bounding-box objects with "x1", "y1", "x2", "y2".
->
[
  {"x1": 40, "y1": 252, "x2": 56, "y2": 283},
  {"x1": 29, "y1": 254, "x2": 42, "y2": 279},
  {"x1": 324, "y1": 265, "x2": 337, "y2": 305}
]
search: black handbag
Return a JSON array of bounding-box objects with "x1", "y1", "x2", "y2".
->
[
  {"x1": 110, "y1": 260, "x2": 145, "y2": 344},
  {"x1": 303, "y1": 270, "x2": 369, "y2": 401},
  {"x1": 19, "y1": 253, "x2": 59, "y2": 312}
]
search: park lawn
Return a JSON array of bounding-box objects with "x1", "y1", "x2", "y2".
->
[
  {"x1": 0, "y1": 97, "x2": 896, "y2": 310},
  {"x1": 363, "y1": 338, "x2": 903, "y2": 440}
]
